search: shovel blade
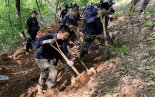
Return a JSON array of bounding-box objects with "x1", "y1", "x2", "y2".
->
[
  {"x1": 104, "y1": 47, "x2": 111, "y2": 60},
  {"x1": 77, "y1": 71, "x2": 90, "y2": 85}
]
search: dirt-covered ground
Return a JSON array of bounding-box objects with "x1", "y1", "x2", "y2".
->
[{"x1": 0, "y1": 0, "x2": 155, "y2": 97}]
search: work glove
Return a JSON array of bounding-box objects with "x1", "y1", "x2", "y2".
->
[
  {"x1": 42, "y1": 39, "x2": 55, "y2": 44},
  {"x1": 67, "y1": 60, "x2": 74, "y2": 67}
]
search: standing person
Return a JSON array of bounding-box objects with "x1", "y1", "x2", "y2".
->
[
  {"x1": 80, "y1": 2, "x2": 110, "y2": 59},
  {"x1": 129, "y1": 0, "x2": 150, "y2": 14},
  {"x1": 34, "y1": 25, "x2": 74, "y2": 94},
  {"x1": 26, "y1": 10, "x2": 40, "y2": 54}
]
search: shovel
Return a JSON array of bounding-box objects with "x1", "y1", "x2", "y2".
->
[
  {"x1": 50, "y1": 40, "x2": 90, "y2": 85},
  {"x1": 72, "y1": 42, "x2": 96, "y2": 76},
  {"x1": 100, "y1": 15, "x2": 111, "y2": 60},
  {"x1": 70, "y1": 25, "x2": 97, "y2": 76}
]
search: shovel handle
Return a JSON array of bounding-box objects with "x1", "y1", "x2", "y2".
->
[
  {"x1": 72, "y1": 42, "x2": 89, "y2": 71},
  {"x1": 50, "y1": 41, "x2": 81, "y2": 76},
  {"x1": 99, "y1": 15, "x2": 108, "y2": 46},
  {"x1": 75, "y1": 27, "x2": 82, "y2": 44}
]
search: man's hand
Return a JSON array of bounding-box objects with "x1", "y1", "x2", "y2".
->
[
  {"x1": 98, "y1": 10, "x2": 104, "y2": 15},
  {"x1": 67, "y1": 60, "x2": 74, "y2": 67},
  {"x1": 42, "y1": 39, "x2": 55, "y2": 44},
  {"x1": 97, "y1": 9, "x2": 108, "y2": 17}
]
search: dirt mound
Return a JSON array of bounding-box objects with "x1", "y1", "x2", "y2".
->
[
  {"x1": 36, "y1": 23, "x2": 61, "y2": 39},
  {"x1": 0, "y1": 49, "x2": 39, "y2": 97}
]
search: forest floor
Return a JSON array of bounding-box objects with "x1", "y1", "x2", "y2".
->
[{"x1": 0, "y1": 0, "x2": 155, "y2": 97}]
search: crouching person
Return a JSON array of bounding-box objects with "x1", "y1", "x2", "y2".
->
[
  {"x1": 34, "y1": 25, "x2": 73, "y2": 94},
  {"x1": 80, "y1": 2, "x2": 110, "y2": 59}
]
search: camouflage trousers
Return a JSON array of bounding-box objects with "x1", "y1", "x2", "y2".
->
[
  {"x1": 36, "y1": 58, "x2": 73, "y2": 89},
  {"x1": 36, "y1": 59, "x2": 57, "y2": 89},
  {"x1": 131, "y1": 0, "x2": 150, "y2": 9}
]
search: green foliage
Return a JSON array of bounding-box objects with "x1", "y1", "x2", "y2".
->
[
  {"x1": 148, "y1": 49, "x2": 155, "y2": 56},
  {"x1": 0, "y1": 0, "x2": 54, "y2": 51},
  {"x1": 107, "y1": 87, "x2": 116, "y2": 97},
  {"x1": 0, "y1": 0, "x2": 103, "y2": 52},
  {"x1": 144, "y1": 21, "x2": 155, "y2": 27},
  {"x1": 111, "y1": 44, "x2": 129, "y2": 55},
  {"x1": 128, "y1": 12, "x2": 136, "y2": 16},
  {"x1": 147, "y1": 39, "x2": 155, "y2": 45}
]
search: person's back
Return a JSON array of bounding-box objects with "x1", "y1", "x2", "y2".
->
[
  {"x1": 60, "y1": 4, "x2": 69, "y2": 20},
  {"x1": 84, "y1": 11, "x2": 109, "y2": 35}
]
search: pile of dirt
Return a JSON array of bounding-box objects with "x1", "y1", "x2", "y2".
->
[
  {"x1": 36, "y1": 23, "x2": 61, "y2": 39},
  {"x1": 0, "y1": 48, "x2": 39, "y2": 97}
]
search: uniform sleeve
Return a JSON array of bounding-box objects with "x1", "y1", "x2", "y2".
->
[
  {"x1": 62, "y1": 15, "x2": 68, "y2": 25},
  {"x1": 32, "y1": 33, "x2": 54, "y2": 48}
]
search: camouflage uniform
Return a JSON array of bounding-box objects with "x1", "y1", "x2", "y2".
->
[
  {"x1": 36, "y1": 59, "x2": 57, "y2": 89},
  {"x1": 36, "y1": 58, "x2": 72, "y2": 89}
]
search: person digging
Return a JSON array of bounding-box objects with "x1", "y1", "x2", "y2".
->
[
  {"x1": 80, "y1": 2, "x2": 111, "y2": 60},
  {"x1": 62, "y1": 5, "x2": 84, "y2": 44},
  {"x1": 33, "y1": 25, "x2": 74, "y2": 95}
]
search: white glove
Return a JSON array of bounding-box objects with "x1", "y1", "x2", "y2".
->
[
  {"x1": 67, "y1": 60, "x2": 74, "y2": 67},
  {"x1": 42, "y1": 39, "x2": 55, "y2": 44}
]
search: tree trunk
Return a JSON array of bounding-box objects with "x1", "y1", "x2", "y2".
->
[
  {"x1": 16, "y1": 0, "x2": 21, "y2": 18},
  {"x1": 55, "y1": 0, "x2": 60, "y2": 22},
  {"x1": 5, "y1": 0, "x2": 11, "y2": 27},
  {"x1": 36, "y1": 0, "x2": 44, "y2": 23}
]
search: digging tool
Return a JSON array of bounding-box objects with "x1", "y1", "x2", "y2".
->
[
  {"x1": 75, "y1": 27, "x2": 83, "y2": 44},
  {"x1": 72, "y1": 42, "x2": 96, "y2": 76},
  {"x1": 50, "y1": 40, "x2": 90, "y2": 85},
  {"x1": 100, "y1": 15, "x2": 111, "y2": 60},
  {"x1": 70, "y1": 26, "x2": 82, "y2": 45},
  {"x1": 67, "y1": 26, "x2": 96, "y2": 75}
]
